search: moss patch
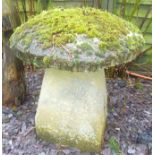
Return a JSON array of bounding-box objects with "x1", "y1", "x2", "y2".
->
[
  {"x1": 10, "y1": 8, "x2": 145, "y2": 71},
  {"x1": 10, "y1": 7, "x2": 141, "y2": 51}
]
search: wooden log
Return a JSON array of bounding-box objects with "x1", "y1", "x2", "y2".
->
[{"x1": 2, "y1": 31, "x2": 26, "y2": 106}]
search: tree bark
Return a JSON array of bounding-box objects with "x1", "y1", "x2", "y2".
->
[
  {"x1": 2, "y1": 0, "x2": 26, "y2": 106},
  {"x1": 2, "y1": 31, "x2": 26, "y2": 106}
]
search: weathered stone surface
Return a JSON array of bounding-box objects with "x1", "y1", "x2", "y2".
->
[
  {"x1": 135, "y1": 144, "x2": 148, "y2": 155},
  {"x1": 127, "y1": 144, "x2": 148, "y2": 155},
  {"x1": 101, "y1": 148, "x2": 112, "y2": 155},
  {"x1": 35, "y1": 68, "x2": 107, "y2": 152},
  {"x1": 10, "y1": 8, "x2": 144, "y2": 71},
  {"x1": 2, "y1": 114, "x2": 10, "y2": 123}
]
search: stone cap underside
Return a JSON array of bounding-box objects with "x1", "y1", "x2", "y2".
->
[{"x1": 10, "y1": 8, "x2": 145, "y2": 72}]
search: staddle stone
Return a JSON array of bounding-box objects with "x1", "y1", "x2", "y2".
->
[{"x1": 9, "y1": 7, "x2": 145, "y2": 152}]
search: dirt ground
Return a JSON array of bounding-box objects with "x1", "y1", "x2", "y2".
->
[{"x1": 2, "y1": 70, "x2": 152, "y2": 155}]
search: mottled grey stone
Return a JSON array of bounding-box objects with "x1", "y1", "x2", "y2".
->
[
  {"x1": 2, "y1": 114, "x2": 10, "y2": 123},
  {"x1": 135, "y1": 144, "x2": 148, "y2": 155},
  {"x1": 128, "y1": 145, "x2": 136, "y2": 155},
  {"x1": 63, "y1": 149, "x2": 71, "y2": 155},
  {"x1": 101, "y1": 148, "x2": 112, "y2": 155},
  {"x1": 50, "y1": 150, "x2": 57, "y2": 155}
]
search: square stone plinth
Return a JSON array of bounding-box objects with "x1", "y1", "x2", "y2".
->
[{"x1": 35, "y1": 68, "x2": 107, "y2": 152}]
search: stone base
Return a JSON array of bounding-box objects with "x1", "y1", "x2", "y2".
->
[{"x1": 35, "y1": 68, "x2": 107, "y2": 152}]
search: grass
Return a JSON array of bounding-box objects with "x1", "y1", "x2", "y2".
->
[
  {"x1": 134, "y1": 80, "x2": 144, "y2": 90},
  {"x1": 108, "y1": 137, "x2": 124, "y2": 155}
]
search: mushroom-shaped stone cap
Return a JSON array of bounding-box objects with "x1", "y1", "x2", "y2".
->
[{"x1": 10, "y1": 8, "x2": 145, "y2": 71}]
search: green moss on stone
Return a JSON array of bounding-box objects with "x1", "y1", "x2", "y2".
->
[
  {"x1": 78, "y1": 42, "x2": 93, "y2": 51},
  {"x1": 10, "y1": 7, "x2": 140, "y2": 50},
  {"x1": 43, "y1": 56, "x2": 51, "y2": 65},
  {"x1": 99, "y1": 42, "x2": 107, "y2": 51},
  {"x1": 22, "y1": 36, "x2": 33, "y2": 49},
  {"x1": 42, "y1": 40, "x2": 52, "y2": 49},
  {"x1": 9, "y1": 8, "x2": 145, "y2": 71}
]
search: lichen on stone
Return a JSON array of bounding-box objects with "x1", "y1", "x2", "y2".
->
[{"x1": 10, "y1": 7, "x2": 145, "y2": 71}]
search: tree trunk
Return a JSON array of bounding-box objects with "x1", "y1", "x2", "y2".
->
[{"x1": 2, "y1": 31, "x2": 26, "y2": 106}]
